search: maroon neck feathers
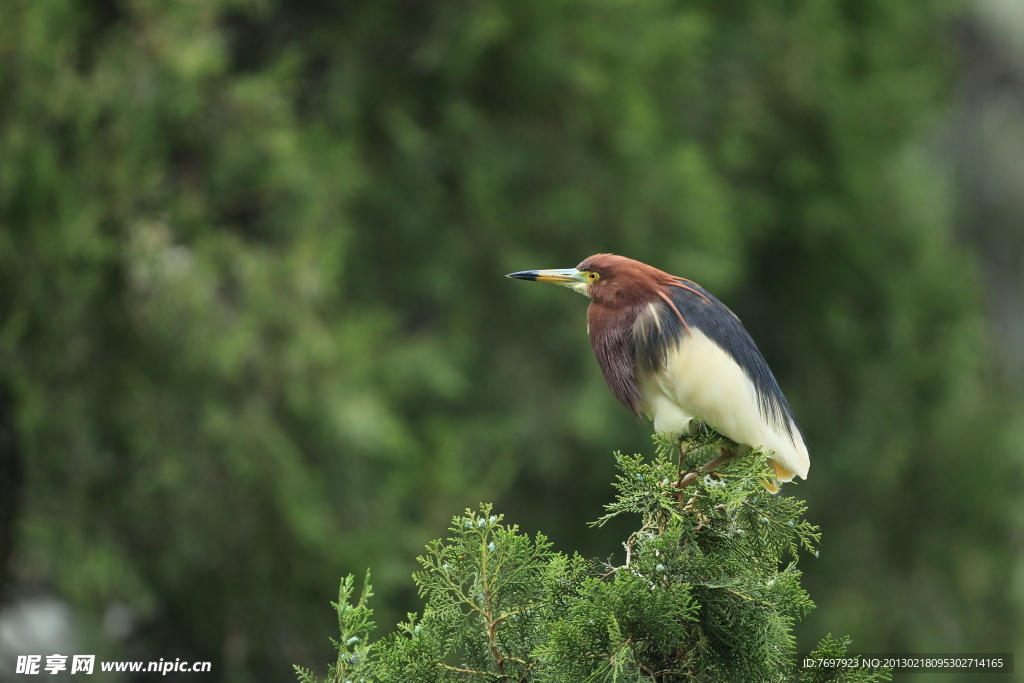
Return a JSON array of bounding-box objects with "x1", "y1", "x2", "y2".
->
[{"x1": 587, "y1": 300, "x2": 645, "y2": 419}]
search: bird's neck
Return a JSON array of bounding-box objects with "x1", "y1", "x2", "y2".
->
[{"x1": 587, "y1": 301, "x2": 645, "y2": 419}]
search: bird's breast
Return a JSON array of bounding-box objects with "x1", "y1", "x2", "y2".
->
[
  {"x1": 636, "y1": 326, "x2": 760, "y2": 441},
  {"x1": 632, "y1": 312, "x2": 809, "y2": 482}
]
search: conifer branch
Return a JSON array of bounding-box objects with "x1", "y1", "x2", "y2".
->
[{"x1": 301, "y1": 425, "x2": 891, "y2": 682}]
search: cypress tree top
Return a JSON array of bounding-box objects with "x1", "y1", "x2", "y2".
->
[{"x1": 298, "y1": 426, "x2": 889, "y2": 683}]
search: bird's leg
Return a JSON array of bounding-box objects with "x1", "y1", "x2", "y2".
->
[
  {"x1": 674, "y1": 437, "x2": 693, "y2": 499},
  {"x1": 698, "y1": 444, "x2": 740, "y2": 474},
  {"x1": 674, "y1": 443, "x2": 743, "y2": 494},
  {"x1": 675, "y1": 437, "x2": 689, "y2": 479}
]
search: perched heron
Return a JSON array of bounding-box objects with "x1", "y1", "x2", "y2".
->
[{"x1": 507, "y1": 253, "x2": 809, "y2": 491}]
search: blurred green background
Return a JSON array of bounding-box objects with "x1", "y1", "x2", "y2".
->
[{"x1": 1, "y1": 0, "x2": 1022, "y2": 681}]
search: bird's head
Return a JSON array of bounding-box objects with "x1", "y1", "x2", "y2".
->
[{"x1": 506, "y1": 253, "x2": 664, "y2": 307}]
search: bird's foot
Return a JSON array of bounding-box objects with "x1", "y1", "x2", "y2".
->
[
  {"x1": 672, "y1": 445, "x2": 738, "y2": 499},
  {"x1": 676, "y1": 470, "x2": 698, "y2": 489},
  {"x1": 671, "y1": 471, "x2": 695, "y2": 503}
]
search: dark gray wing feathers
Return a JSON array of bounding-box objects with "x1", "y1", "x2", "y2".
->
[{"x1": 633, "y1": 284, "x2": 802, "y2": 444}]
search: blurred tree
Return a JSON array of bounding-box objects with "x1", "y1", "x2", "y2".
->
[
  {"x1": 0, "y1": 0, "x2": 1017, "y2": 681},
  {"x1": 0, "y1": 0, "x2": 434, "y2": 674},
  {"x1": 945, "y1": 0, "x2": 1024, "y2": 383}
]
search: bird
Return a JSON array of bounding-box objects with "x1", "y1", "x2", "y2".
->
[{"x1": 507, "y1": 253, "x2": 808, "y2": 491}]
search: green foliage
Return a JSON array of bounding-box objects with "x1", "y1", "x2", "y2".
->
[
  {"x1": 296, "y1": 573, "x2": 377, "y2": 683},
  {"x1": 299, "y1": 429, "x2": 889, "y2": 682}
]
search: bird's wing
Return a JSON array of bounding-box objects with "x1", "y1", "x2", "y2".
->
[{"x1": 633, "y1": 284, "x2": 809, "y2": 480}]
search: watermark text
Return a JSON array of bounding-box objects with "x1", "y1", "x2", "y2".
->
[{"x1": 14, "y1": 655, "x2": 211, "y2": 675}]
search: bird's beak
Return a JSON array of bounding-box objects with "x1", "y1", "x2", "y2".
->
[{"x1": 506, "y1": 268, "x2": 587, "y2": 286}]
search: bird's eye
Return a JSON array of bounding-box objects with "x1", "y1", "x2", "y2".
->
[{"x1": 587, "y1": 272, "x2": 600, "y2": 281}]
